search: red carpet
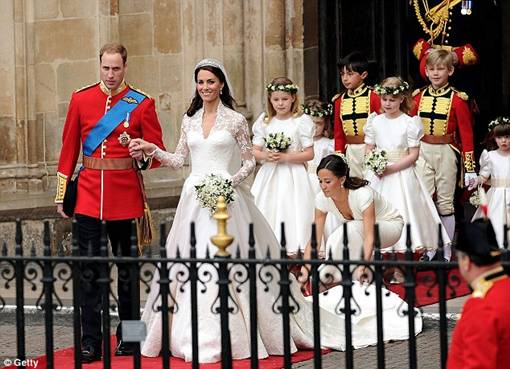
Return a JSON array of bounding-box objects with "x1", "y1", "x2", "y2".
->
[
  {"x1": 15, "y1": 337, "x2": 327, "y2": 369},
  {"x1": 387, "y1": 267, "x2": 471, "y2": 307}
]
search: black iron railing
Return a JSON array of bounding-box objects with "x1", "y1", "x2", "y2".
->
[{"x1": 1, "y1": 214, "x2": 509, "y2": 369}]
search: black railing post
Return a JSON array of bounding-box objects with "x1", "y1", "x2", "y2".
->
[
  {"x1": 130, "y1": 220, "x2": 142, "y2": 369},
  {"x1": 248, "y1": 224, "x2": 259, "y2": 369},
  {"x1": 71, "y1": 221, "x2": 82, "y2": 369},
  {"x1": 278, "y1": 223, "x2": 292, "y2": 369},
  {"x1": 436, "y1": 224, "x2": 448, "y2": 369},
  {"x1": 15, "y1": 219, "x2": 26, "y2": 367},
  {"x1": 341, "y1": 222, "x2": 354, "y2": 369},
  {"x1": 99, "y1": 221, "x2": 111, "y2": 369},
  {"x1": 404, "y1": 224, "x2": 417, "y2": 369},
  {"x1": 215, "y1": 229, "x2": 233, "y2": 369},
  {"x1": 189, "y1": 222, "x2": 200, "y2": 369},
  {"x1": 310, "y1": 224, "x2": 322, "y2": 369},
  {"x1": 374, "y1": 224, "x2": 385, "y2": 369},
  {"x1": 158, "y1": 223, "x2": 171, "y2": 369},
  {"x1": 42, "y1": 221, "x2": 55, "y2": 369}
]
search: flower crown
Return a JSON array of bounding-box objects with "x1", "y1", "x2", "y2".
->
[
  {"x1": 301, "y1": 103, "x2": 333, "y2": 118},
  {"x1": 374, "y1": 81, "x2": 410, "y2": 96},
  {"x1": 266, "y1": 83, "x2": 299, "y2": 94},
  {"x1": 488, "y1": 116, "x2": 510, "y2": 131},
  {"x1": 334, "y1": 152, "x2": 349, "y2": 168}
]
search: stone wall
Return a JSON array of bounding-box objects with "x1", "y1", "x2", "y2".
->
[{"x1": 0, "y1": 0, "x2": 306, "y2": 253}]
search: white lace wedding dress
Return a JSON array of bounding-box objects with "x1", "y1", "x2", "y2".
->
[{"x1": 140, "y1": 102, "x2": 422, "y2": 362}]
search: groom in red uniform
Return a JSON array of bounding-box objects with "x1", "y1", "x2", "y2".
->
[
  {"x1": 448, "y1": 219, "x2": 510, "y2": 369},
  {"x1": 55, "y1": 43, "x2": 165, "y2": 362}
]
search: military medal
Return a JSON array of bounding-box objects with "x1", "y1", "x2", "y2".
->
[
  {"x1": 123, "y1": 112, "x2": 130, "y2": 128},
  {"x1": 118, "y1": 131, "x2": 131, "y2": 147}
]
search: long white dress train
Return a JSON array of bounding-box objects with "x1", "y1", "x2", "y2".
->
[{"x1": 140, "y1": 103, "x2": 422, "y2": 362}]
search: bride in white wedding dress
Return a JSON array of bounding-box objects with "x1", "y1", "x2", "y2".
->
[{"x1": 128, "y1": 59, "x2": 422, "y2": 363}]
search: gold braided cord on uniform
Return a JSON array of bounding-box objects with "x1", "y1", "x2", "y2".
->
[{"x1": 413, "y1": 0, "x2": 462, "y2": 43}]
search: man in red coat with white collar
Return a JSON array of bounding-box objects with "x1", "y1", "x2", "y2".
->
[
  {"x1": 55, "y1": 43, "x2": 165, "y2": 362},
  {"x1": 448, "y1": 219, "x2": 510, "y2": 369}
]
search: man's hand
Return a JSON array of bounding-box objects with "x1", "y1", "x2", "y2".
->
[
  {"x1": 129, "y1": 138, "x2": 156, "y2": 160},
  {"x1": 465, "y1": 172, "x2": 478, "y2": 190},
  {"x1": 56, "y1": 203, "x2": 69, "y2": 219}
]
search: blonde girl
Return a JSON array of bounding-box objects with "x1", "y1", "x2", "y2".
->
[{"x1": 251, "y1": 77, "x2": 316, "y2": 256}]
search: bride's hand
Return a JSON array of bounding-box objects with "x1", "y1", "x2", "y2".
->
[{"x1": 129, "y1": 138, "x2": 157, "y2": 159}]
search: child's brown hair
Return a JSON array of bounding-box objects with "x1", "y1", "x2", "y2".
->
[{"x1": 265, "y1": 77, "x2": 300, "y2": 121}]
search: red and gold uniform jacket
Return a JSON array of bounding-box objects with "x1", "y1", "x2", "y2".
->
[
  {"x1": 448, "y1": 267, "x2": 510, "y2": 369},
  {"x1": 333, "y1": 84, "x2": 381, "y2": 153},
  {"x1": 55, "y1": 81, "x2": 165, "y2": 220},
  {"x1": 411, "y1": 84, "x2": 475, "y2": 173}
]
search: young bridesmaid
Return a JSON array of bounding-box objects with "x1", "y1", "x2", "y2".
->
[
  {"x1": 472, "y1": 116, "x2": 510, "y2": 248},
  {"x1": 364, "y1": 76, "x2": 450, "y2": 256},
  {"x1": 302, "y1": 98, "x2": 335, "y2": 193},
  {"x1": 251, "y1": 77, "x2": 316, "y2": 256}
]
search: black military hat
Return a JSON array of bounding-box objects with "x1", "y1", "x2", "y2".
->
[{"x1": 456, "y1": 219, "x2": 502, "y2": 265}]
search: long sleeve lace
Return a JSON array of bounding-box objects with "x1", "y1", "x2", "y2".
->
[
  {"x1": 231, "y1": 117, "x2": 256, "y2": 187},
  {"x1": 153, "y1": 123, "x2": 189, "y2": 169}
]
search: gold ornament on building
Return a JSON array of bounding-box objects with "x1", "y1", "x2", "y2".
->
[{"x1": 211, "y1": 196, "x2": 234, "y2": 257}]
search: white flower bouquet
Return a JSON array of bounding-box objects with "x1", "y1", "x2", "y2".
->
[
  {"x1": 469, "y1": 190, "x2": 480, "y2": 207},
  {"x1": 264, "y1": 132, "x2": 292, "y2": 152},
  {"x1": 364, "y1": 149, "x2": 388, "y2": 176},
  {"x1": 195, "y1": 174, "x2": 235, "y2": 215}
]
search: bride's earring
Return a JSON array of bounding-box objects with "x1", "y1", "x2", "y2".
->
[{"x1": 340, "y1": 181, "x2": 344, "y2": 189}]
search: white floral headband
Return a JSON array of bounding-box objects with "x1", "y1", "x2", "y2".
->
[
  {"x1": 488, "y1": 116, "x2": 510, "y2": 131},
  {"x1": 266, "y1": 83, "x2": 299, "y2": 94},
  {"x1": 301, "y1": 103, "x2": 333, "y2": 118},
  {"x1": 374, "y1": 81, "x2": 410, "y2": 96}
]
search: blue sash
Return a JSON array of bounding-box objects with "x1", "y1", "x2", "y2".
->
[{"x1": 83, "y1": 89, "x2": 146, "y2": 156}]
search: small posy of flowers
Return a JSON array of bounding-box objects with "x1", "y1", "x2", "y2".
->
[
  {"x1": 266, "y1": 83, "x2": 299, "y2": 94},
  {"x1": 488, "y1": 116, "x2": 510, "y2": 131},
  {"x1": 195, "y1": 174, "x2": 235, "y2": 215},
  {"x1": 469, "y1": 190, "x2": 480, "y2": 207},
  {"x1": 364, "y1": 149, "x2": 388, "y2": 176},
  {"x1": 301, "y1": 103, "x2": 333, "y2": 118},
  {"x1": 374, "y1": 82, "x2": 410, "y2": 96},
  {"x1": 264, "y1": 132, "x2": 292, "y2": 152}
]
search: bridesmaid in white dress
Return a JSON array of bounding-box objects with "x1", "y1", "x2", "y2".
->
[
  {"x1": 251, "y1": 77, "x2": 316, "y2": 256},
  {"x1": 364, "y1": 77, "x2": 450, "y2": 253},
  {"x1": 472, "y1": 118, "x2": 510, "y2": 247},
  {"x1": 303, "y1": 98, "x2": 340, "y2": 244},
  {"x1": 129, "y1": 61, "x2": 422, "y2": 363}
]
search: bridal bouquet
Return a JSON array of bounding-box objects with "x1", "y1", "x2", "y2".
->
[
  {"x1": 364, "y1": 149, "x2": 388, "y2": 176},
  {"x1": 195, "y1": 174, "x2": 235, "y2": 215},
  {"x1": 264, "y1": 132, "x2": 292, "y2": 152}
]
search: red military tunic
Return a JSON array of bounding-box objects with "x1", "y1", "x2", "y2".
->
[
  {"x1": 55, "y1": 81, "x2": 165, "y2": 220},
  {"x1": 333, "y1": 84, "x2": 381, "y2": 153},
  {"x1": 411, "y1": 84, "x2": 475, "y2": 173},
  {"x1": 448, "y1": 267, "x2": 510, "y2": 369}
]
